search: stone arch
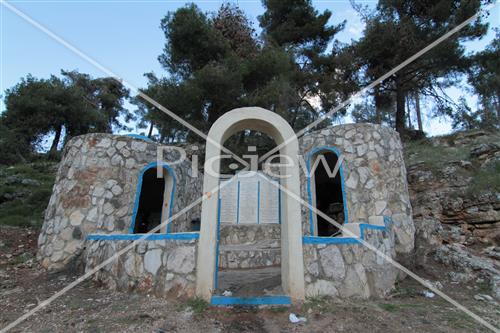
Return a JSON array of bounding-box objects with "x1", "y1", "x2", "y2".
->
[
  {"x1": 196, "y1": 107, "x2": 305, "y2": 301},
  {"x1": 129, "y1": 162, "x2": 176, "y2": 234},
  {"x1": 306, "y1": 147, "x2": 348, "y2": 236}
]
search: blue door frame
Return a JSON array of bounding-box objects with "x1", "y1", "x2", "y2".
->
[
  {"x1": 128, "y1": 162, "x2": 176, "y2": 234},
  {"x1": 306, "y1": 146, "x2": 349, "y2": 236}
]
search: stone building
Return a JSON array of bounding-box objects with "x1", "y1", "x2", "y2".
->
[{"x1": 38, "y1": 107, "x2": 415, "y2": 305}]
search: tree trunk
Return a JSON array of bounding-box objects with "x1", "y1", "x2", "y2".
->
[
  {"x1": 415, "y1": 92, "x2": 423, "y2": 131},
  {"x1": 238, "y1": 131, "x2": 246, "y2": 145},
  {"x1": 147, "y1": 122, "x2": 154, "y2": 138},
  {"x1": 407, "y1": 97, "x2": 412, "y2": 129},
  {"x1": 496, "y1": 91, "x2": 500, "y2": 128},
  {"x1": 395, "y1": 81, "x2": 406, "y2": 134},
  {"x1": 290, "y1": 108, "x2": 299, "y2": 129},
  {"x1": 49, "y1": 125, "x2": 62, "y2": 158},
  {"x1": 374, "y1": 88, "x2": 383, "y2": 124}
]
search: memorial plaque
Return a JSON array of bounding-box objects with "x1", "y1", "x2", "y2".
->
[
  {"x1": 259, "y1": 175, "x2": 280, "y2": 224},
  {"x1": 219, "y1": 178, "x2": 238, "y2": 224},
  {"x1": 238, "y1": 174, "x2": 258, "y2": 224},
  {"x1": 218, "y1": 172, "x2": 280, "y2": 224}
]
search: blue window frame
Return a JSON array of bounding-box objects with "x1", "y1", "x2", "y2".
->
[{"x1": 306, "y1": 146, "x2": 349, "y2": 236}]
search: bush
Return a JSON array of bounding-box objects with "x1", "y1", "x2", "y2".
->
[
  {"x1": 468, "y1": 161, "x2": 500, "y2": 195},
  {"x1": 0, "y1": 162, "x2": 56, "y2": 228}
]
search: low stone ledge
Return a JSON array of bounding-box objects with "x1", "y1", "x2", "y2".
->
[
  {"x1": 83, "y1": 236, "x2": 198, "y2": 298},
  {"x1": 303, "y1": 221, "x2": 397, "y2": 299},
  {"x1": 219, "y1": 224, "x2": 281, "y2": 245}
]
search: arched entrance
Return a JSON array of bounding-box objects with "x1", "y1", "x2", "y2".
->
[
  {"x1": 306, "y1": 147, "x2": 348, "y2": 236},
  {"x1": 196, "y1": 107, "x2": 305, "y2": 301},
  {"x1": 129, "y1": 162, "x2": 176, "y2": 234}
]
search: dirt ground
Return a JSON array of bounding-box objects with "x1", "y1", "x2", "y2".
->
[{"x1": 1, "y1": 225, "x2": 499, "y2": 333}]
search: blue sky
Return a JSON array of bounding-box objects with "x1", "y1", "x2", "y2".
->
[{"x1": 1, "y1": 0, "x2": 499, "y2": 136}]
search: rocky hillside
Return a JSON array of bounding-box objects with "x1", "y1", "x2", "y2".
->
[{"x1": 405, "y1": 130, "x2": 500, "y2": 298}]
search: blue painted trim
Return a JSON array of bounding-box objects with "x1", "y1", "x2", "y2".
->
[
  {"x1": 278, "y1": 179, "x2": 282, "y2": 224},
  {"x1": 236, "y1": 181, "x2": 241, "y2": 224},
  {"x1": 306, "y1": 146, "x2": 349, "y2": 236},
  {"x1": 214, "y1": 197, "x2": 221, "y2": 290},
  {"x1": 303, "y1": 236, "x2": 361, "y2": 244},
  {"x1": 257, "y1": 181, "x2": 260, "y2": 224},
  {"x1": 125, "y1": 134, "x2": 154, "y2": 142},
  {"x1": 86, "y1": 232, "x2": 199, "y2": 241},
  {"x1": 128, "y1": 162, "x2": 177, "y2": 234},
  {"x1": 359, "y1": 223, "x2": 387, "y2": 239},
  {"x1": 211, "y1": 296, "x2": 291, "y2": 306},
  {"x1": 303, "y1": 215, "x2": 393, "y2": 245}
]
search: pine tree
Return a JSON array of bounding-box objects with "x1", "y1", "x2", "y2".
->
[{"x1": 353, "y1": 0, "x2": 490, "y2": 134}]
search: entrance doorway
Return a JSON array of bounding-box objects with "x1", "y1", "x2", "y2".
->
[
  {"x1": 216, "y1": 170, "x2": 282, "y2": 297},
  {"x1": 308, "y1": 149, "x2": 347, "y2": 237},
  {"x1": 131, "y1": 164, "x2": 175, "y2": 234},
  {"x1": 196, "y1": 107, "x2": 305, "y2": 302}
]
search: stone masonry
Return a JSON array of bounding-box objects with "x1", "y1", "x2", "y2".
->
[
  {"x1": 38, "y1": 133, "x2": 202, "y2": 270},
  {"x1": 300, "y1": 123, "x2": 415, "y2": 256},
  {"x1": 38, "y1": 122, "x2": 415, "y2": 300},
  {"x1": 84, "y1": 238, "x2": 198, "y2": 297}
]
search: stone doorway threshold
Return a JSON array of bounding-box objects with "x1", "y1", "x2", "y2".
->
[{"x1": 212, "y1": 266, "x2": 290, "y2": 306}]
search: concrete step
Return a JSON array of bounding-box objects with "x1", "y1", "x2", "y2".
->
[{"x1": 216, "y1": 266, "x2": 283, "y2": 297}]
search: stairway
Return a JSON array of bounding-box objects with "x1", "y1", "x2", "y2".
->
[
  {"x1": 216, "y1": 224, "x2": 283, "y2": 297},
  {"x1": 218, "y1": 239, "x2": 281, "y2": 269}
]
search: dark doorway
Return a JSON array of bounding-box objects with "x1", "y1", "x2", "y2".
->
[
  {"x1": 133, "y1": 168, "x2": 169, "y2": 233},
  {"x1": 313, "y1": 152, "x2": 345, "y2": 236}
]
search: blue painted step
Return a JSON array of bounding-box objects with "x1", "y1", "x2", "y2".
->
[{"x1": 211, "y1": 295, "x2": 291, "y2": 306}]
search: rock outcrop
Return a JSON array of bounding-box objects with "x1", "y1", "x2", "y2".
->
[{"x1": 407, "y1": 130, "x2": 500, "y2": 298}]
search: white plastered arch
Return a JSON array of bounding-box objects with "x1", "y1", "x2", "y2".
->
[{"x1": 195, "y1": 107, "x2": 305, "y2": 301}]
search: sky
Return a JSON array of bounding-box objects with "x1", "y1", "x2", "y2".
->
[{"x1": 0, "y1": 0, "x2": 499, "y2": 137}]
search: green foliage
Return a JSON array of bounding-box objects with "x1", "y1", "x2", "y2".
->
[
  {"x1": 378, "y1": 302, "x2": 426, "y2": 312},
  {"x1": 454, "y1": 30, "x2": 500, "y2": 130},
  {"x1": 378, "y1": 303, "x2": 398, "y2": 312},
  {"x1": 269, "y1": 306, "x2": 289, "y2": 313},
  {"x1": 0, "y1": 162, "x2": 56, "y2": 228},
  {"x1": 351, "y1": 97, "x2": 394, "y2": 126},
  {"x1": 11, "y1": 252, "x2": 34, "y2": 265},
  {"x1": 259, "y1": 0, "x2": 342, "y2": 49},
  {"x1": 61, "y1": 70, "x2": 132, "y2": 134},
  {"x1": 185, "y1": 297, "x2": 209, "y2": 315},
  {"x1": 159, "y1": 4, "x2": 232, "y2": 77},
  {"x1": 467, "y1": 160, "x2": 500, "y2": 195},
  {"x1": 0, "y1": 121, "x2": 29, "y2": 165},
  {"x1": 1, "y1": 75, "x2": 73, "y2": 158},
  {"x1": 1, "y1": 70, "x2": 130, "y2": 163},
  {"x1": 404, "y1": 139, "x2": 469, "y2": 172},
  {"x1": 304, "y1": 295, "x2": 332, "y2": 312},
  {"x1": 353, "y1": 0, "x2": 490, "y2": 133},
  {"x1": 405, "y1": 131, "x2": 500, "y2": 196},
  {"x1": 136, "y1": 1, "x2": 357, "y2": 144}
]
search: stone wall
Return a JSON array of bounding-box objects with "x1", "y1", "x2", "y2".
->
[
  {"x1": 84, "y1": 238, "x2": 198, "y2": 297},
  {"x1": 219, "y1": 224, "x2": 281, "y2": 245},
  {"x1": 303, "y1": 227, "x2": 398, "y2": 298},
  {"x1": 37, "y1": 123, "x2": 415, "y2": 301},
  {"x1": 299, "y1": 123, "x2": 415, "y2": 256},
  {"x1": 218, "y1": 224, "x2": 281, "y2": 269},
  {"x1": 38, "y1": 133, "x2": 202, "y2": 270}
]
